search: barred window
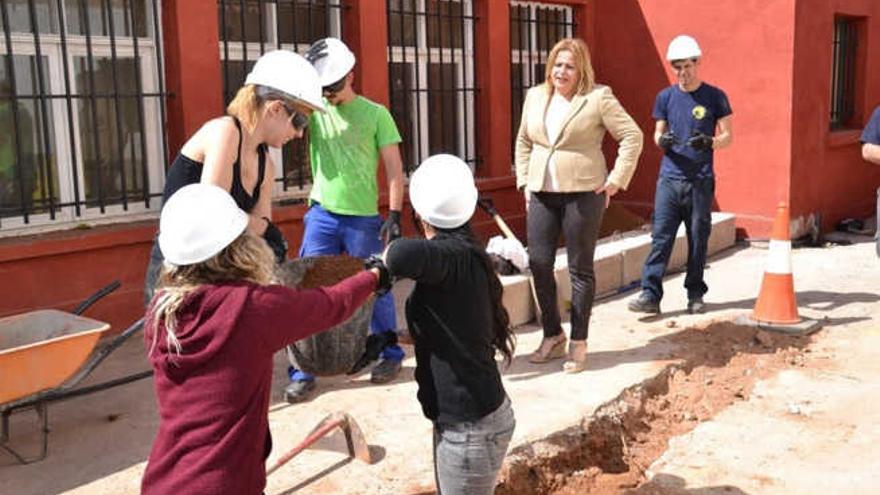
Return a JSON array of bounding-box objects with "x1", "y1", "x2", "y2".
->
[
  {"x1": 0, "y1": 0, "x2": 166, "y2": 232},
  {"x1": 830, "y1": 16, "x2": 861, "y2": 130},
  {"x1": 218, "y1": 0, "x2": 344, "y2": 198},
  {"x1": 510, "y1": 1, "x2": 574, "y2": 148},
  {"x1": 387, "y1": 0, "x2": 478, "y2": 173}
]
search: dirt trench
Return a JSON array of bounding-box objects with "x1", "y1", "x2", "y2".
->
[{"x1": 495, "y1": 320, "x2": 815, "y2": 495}]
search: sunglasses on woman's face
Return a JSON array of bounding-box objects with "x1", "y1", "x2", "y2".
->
[{"x1": 283, "y1": 104, "x2": 309, "y2": 131}]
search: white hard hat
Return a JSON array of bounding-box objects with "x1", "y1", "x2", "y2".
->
[
  {"x1": 409, "y1": 154, "x2": 477, "y2": 229},
  {"x1": 245, "y1": 50, "x2": 325, "y2": 112},
  {"x1": 158, "y1": 184, "x2": 249, "y2": 266},
  {"x1": 310, "y1": 37, "x2": 356, "y2": 87},
  {"x1": 666, "y1": 35, "x2": 702, "y2": 61}
]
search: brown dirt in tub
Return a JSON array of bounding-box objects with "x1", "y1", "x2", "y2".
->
[
  {"x1": 496, "y1": 321, "x2": 815, "y2": 495},
  {"x1": 298, "y1": 255, "x2": 365, "y2": 289}
]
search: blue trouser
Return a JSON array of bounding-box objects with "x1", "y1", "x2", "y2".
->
[
  {"x1": 641, "y1": 176, "x2": 715, "y2": 302},
  {"x1": 289, "y1": 203, "x2": 403, "y2": 382}
]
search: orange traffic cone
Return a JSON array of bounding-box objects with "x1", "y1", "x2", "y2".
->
[{"x1": 752, "y1": 202, "x2": 800, "y2": 324}]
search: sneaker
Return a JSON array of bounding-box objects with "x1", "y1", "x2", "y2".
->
[
  {"x1": 627, "y1": 292, "x2": 660, "y2": 314},
  {"x1": 283, "y1": 379, "x2": 316, "y2": 404},
  {"x1": 370, "y1": 358, "x2": 402, "y2": 384},
  {"x1": 687, "y1": 298, "x2": 706, "y2": 314}
]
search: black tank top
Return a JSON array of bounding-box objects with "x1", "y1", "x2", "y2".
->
[{"x1": 162, "y1": 116, "x2": 267, "y2": 212}]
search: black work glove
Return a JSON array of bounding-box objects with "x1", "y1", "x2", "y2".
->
[
  {"x1": 305, "y1": 39, "x2": 329, "y2": 65},
  {"x1": 347, "y1": 331, "x2": 399, "y2": 375},
  {"x1": 687, "y1": 131, "x2": 714, "y2": 152},
  {"x1": 364, "y1": 254, "x2": 393, "y2": 296},
  {"x1": 262, "y1": 218, "x2": 289, "y2": 264},
  {"x1": 657, "y1": 131, "x2": 676, "y2": 150},
  {"x1": 379, "y1": 210, "x2": 402, "y2": 245}
]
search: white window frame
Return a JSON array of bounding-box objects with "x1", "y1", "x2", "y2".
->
[
  {"x1": 509, "y1": 1, "x2": 573, "y2": 87},
  {"x1": 388, "y1": 0, "x2": 476, "y2": 166},
  {"x1": 0, "y1": 3, "x2": 165, "y2": 235}
]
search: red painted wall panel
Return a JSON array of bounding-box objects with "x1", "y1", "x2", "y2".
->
[
  {"x1": 594, "y1": 0, "x2": 798, "y2": 237},
  {"x1": 790, "y1": 0, "x2": 880, "y2": 232}
]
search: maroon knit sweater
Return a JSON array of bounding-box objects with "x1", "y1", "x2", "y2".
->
[{"x1": 141, "y1": 272, "x2": 375, "y2": 495}]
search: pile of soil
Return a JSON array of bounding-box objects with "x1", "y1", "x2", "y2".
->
[
  {"x1": 496, "y1": 321, "x2": 814, "y2": 495},
  {"x1": 298, "y1": 255, "x2": 365, "y2": 289}
]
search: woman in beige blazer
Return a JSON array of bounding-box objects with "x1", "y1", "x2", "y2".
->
[{"x1": 515, "y1": 38, "x2": 643, "y2": 373}]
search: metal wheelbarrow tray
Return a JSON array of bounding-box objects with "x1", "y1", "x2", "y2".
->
[{"x1": 0, "y1": 282, "x2": 150, "y2": 464}]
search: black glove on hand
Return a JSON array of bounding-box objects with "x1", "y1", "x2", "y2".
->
[
  {"x1": 364, "y1": 254, "x2": 393, "y2": 296},
  {"x1": 687, "y1": 131, "x2": 714, "y2": 152},
  {"x1": 262, "y1": 218, "x2": 289, "y2": 264},
  {"x1": 347, "y1": 331, "x2": 399, "y2": 375},
  {"x1": 658, "y1": 131, "x2": 676, "y2": 150},
  {"x1": 305, "y1": 39, "x2": 329, "y2": 64},
  {"x1": 379, "y1": 210, "x2": 402, "y2": 245}
]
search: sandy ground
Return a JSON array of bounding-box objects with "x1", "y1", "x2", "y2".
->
[{"x1": 1, "y1": 233, "x2": 878, "y2": 494}]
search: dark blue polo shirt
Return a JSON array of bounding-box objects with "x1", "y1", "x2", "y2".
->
[
  {"x1": 653, "y1": 83, "x2": 732, "y2": 180},
  {"x1": 861, "y1": 107, "x2": 880, "y2": 145}
]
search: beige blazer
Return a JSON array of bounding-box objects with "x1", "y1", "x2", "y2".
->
[{"x1": 515, "y1": 84, "x2": 643, "y2": 192}]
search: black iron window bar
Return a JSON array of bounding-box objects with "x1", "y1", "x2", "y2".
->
[
  {"x1": 0, "y1": 0, "x2": 167, "y2": 228},
  {"x1": 830, "y1": 17, "x2": 857, "y2": 130},
  {"x1": 218, "y1": 0, "x2": 345, "y2": 199},
  {"x1": 509, "y1": 1, "x2": 574, "y2": 160},
  {"x1": 386, "y1": 0, "x2": 479, "y2": 174}
]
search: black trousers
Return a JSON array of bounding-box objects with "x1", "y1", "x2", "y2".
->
[{"x1": 527, "y1": 190, "x2": 606, "y2": 341}]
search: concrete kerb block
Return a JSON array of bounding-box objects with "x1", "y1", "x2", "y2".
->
[
  {"x1": 708, "y1": 212, "x2": 736, "y2": 256},
  {"x1": 593, "y1": 244, "x2": 624, "y2": 295},
  {"x1": 615, "y1": 234, "x2": 653, "y2": 284},
  {"x1": 500, "y1": 274, "x2": 535, "y2": 327}
]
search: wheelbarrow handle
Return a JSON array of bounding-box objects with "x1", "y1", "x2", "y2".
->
[{"x1": 73, "y1": 280, "x2": 122, "y2": 316}]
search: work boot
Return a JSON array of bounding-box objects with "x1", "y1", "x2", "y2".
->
[
  {"x1": 687, "y1": 298, "x2": 706, "y2": 314},
  {"x1": 370, "y1": 358, "x2": 402, "y2": 384},
  {"x1": 627, "y1": 291, "x2": 660, "y2": 314}
]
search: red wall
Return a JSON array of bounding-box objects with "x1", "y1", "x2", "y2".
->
[
  {"x1": 790, "y1": 0, "x2": 880, "y2": 232},
  {"x1": 5, "y1": 0, "x2": 880, "y2": 333},
  {"x1": 593, "y1": 0, "x2": 799, "y2": 237}
]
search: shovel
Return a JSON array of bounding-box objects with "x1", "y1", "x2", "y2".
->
[
  {"x1": 477, "y1": 199, "x2": 529, "y2": 274},
  {"x1": 267, "y1": 412, "x2": 372, "y2": 476}
]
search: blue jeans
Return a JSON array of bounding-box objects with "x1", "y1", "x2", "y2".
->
[
  {"x1": 289, "y1": 203, "x2": 403, "y2": 382},
  {"x1": 433, "y1": 397, "x2": 515, "y2": 495},
  {"x1": 641, "y1": 177, "x2": 715, "y2": 302}
]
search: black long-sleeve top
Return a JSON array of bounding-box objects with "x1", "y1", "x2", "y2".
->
[{"x1": 385, "y1": 233, "x2": 506, "y2": 423}]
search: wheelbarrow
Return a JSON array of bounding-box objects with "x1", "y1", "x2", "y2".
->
[{"x1": 0, "y1": 281, "x2": 151, "y2": 464}]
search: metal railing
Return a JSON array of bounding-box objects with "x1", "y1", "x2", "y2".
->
[
  {"x1": 0, "y1": 0, "x2": 167, "y2": 229},
  {"x1": 218, "y1": 0, "x2": 345, "y2": 197},
  {"x1": 509, "y1": 1, "x2": 574, "y2": 154},
  {"x1": 830, "y1": 17, "x2": 858, "y2": 130},
  {"x1": 387, "y1": 0, "x2": 479, "y2": 174}
]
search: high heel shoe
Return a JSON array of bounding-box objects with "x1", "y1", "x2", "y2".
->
[
  {"x1": 563, "y1": 340, "x2": 588, "y2": 374},
  {"x1": 528, "y1": 334, "x2": 567, "y2": 364}
]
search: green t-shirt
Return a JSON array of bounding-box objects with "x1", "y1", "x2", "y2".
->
[{"x1": 308, "y1": 95, "x2": 402, "y2": 216}]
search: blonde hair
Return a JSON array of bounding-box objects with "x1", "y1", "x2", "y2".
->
[
  {"x1": 544, "y1": 38, "x2": 596, "y2": 96},
  {"x1": 147, "y1": 233, "x2": 276, "y2": 357},
  {"x1": 226, "y1": 84, "x2": 312, "y2": 134}
]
